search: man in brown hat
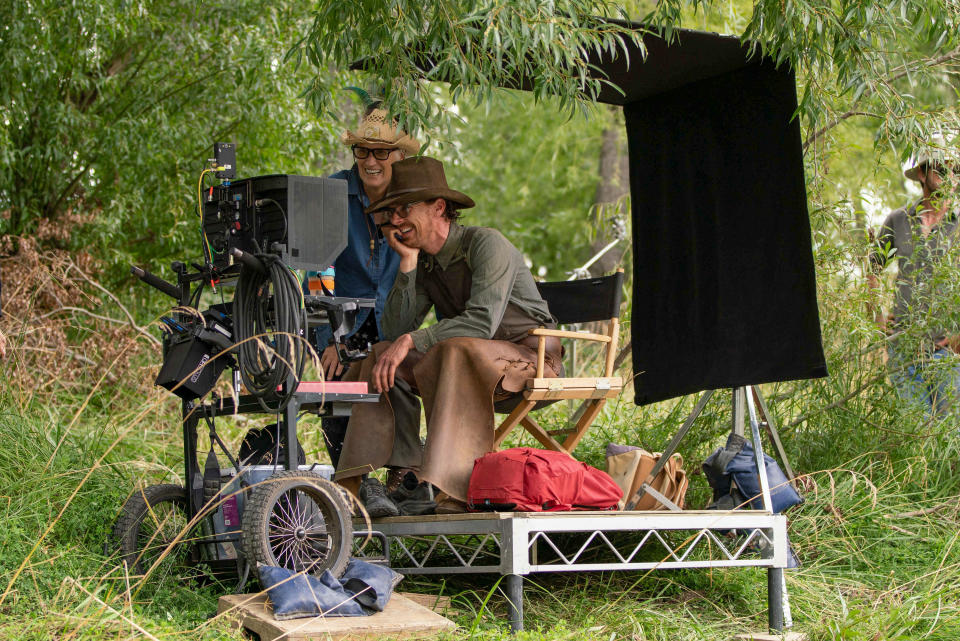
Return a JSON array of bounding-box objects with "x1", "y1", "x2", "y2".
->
[
  {"x1": 869, "y1": 149, "x2": 960, "y2": 414},
  {"x1": 310, "y1": 102, "x2": 420, "y2": 517},
  {"x1": 334, "y1": 157, "x2": 563, "y2": 512}
]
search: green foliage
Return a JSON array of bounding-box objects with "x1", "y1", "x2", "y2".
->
[
  {"x1": 294, "y1": 0, "x2": 643, "y2": 143},
  {"x1": 437, "y1": 94, "x2": 613, "y2": 279},
  {"x1": 294, "y1": 0, "x2": 959, "y2": 166},
  {"x1": 0, "y1": 0, "x2": 345, "y2": 283}
]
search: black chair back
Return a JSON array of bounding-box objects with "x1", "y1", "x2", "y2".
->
[{"x1": 536, "y1": 271, "x2": 624, "y2": 325}]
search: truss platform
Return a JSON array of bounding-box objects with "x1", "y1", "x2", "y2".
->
[{"x1": 353, "y1": 509, "x2": 788, "y2": 631}]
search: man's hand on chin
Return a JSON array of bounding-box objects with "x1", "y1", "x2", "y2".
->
[
  {"x1": 382, "y1": 223, "x2": 419, "y2": 272},
  {"x1": 372, "y1": 333, "x2": 415, "y2": 393}
]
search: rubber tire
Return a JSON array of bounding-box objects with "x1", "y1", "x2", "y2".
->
[
  {"x1": 241, "y1": 470, "x2": 352, "y2": 578},
  {"x1": 110, "y1": 483, "x2": 191, "y2": 576}
]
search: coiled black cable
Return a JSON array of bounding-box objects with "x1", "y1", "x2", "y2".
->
[{"x1": 232, "y1": 254, "x2": 307, "y2": 412}]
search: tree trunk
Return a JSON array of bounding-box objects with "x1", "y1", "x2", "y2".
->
[{"x1": 589, "y1": 109, "x2": 629, "y2": 276}]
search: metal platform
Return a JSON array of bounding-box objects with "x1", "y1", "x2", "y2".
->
[
  {"x1": 344, "y1": 386, "x2": 796, "y2": 633},
  {"x1": 354, "y1": 509, "x2": 788, "y2": 631}
]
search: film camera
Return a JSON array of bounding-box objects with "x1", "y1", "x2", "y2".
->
[{"x1": 133, "y1": 144, "x2": 375, "y2": 406}]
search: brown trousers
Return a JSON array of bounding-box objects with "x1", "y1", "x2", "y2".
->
[{"x1": 334, "y1": 336, "x2": 562, "y2": 500}]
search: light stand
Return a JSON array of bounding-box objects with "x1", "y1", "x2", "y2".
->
[{"x1": 624, "y1": 385, "x2": 796, "y2": 633}]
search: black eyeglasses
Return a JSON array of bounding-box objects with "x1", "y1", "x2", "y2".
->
[
  {"x1": 352, "y1": 146, "x2": 398, "y2": 161},
  {"x1": 383, "y1": 201, "x2": 423, "y2": 219}
]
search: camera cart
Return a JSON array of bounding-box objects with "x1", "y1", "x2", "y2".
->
[{"x1": 110, "y1": 169, "x2": 379, "y2": 588}]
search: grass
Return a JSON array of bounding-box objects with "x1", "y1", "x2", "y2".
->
[
  {"x1": 2, "y1": 345, "x2": 960, "y2": 641},
  {"x1": 3, "y1": 243, "x2": 960, "y2": 640}
]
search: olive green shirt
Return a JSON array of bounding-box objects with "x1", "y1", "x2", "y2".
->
[{"x1": 381, "y1": 223, "x2": 555, "y2": 353}]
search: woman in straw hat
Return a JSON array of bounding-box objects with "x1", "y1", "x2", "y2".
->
[{"x1": 313, "y1": 101, "x2": 421, "y2": 501}]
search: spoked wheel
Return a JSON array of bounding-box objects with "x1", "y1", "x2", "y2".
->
[
  {"x1": 110, "y1": 484, "x2": 196, "y2": 579},
  {"x1": 241, "y1": 470, "x2": 352, "y2": 577}
]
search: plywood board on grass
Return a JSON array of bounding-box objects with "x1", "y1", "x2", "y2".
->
[{"x1": 218, "y1": 592, "x2": 455, "y2": 641}]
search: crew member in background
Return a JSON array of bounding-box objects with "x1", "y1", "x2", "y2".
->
[
  {"x1": 869, "y1": 150, "x2": 960, "y2": 415},
  {"x1": 313, "y1": 101, "x2": 420, "y2": 510},
  {"x1": 334, "y1": 157, "x2": 563, "y2": 514}
]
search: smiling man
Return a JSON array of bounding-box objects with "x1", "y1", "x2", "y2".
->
[{"x1": 334, "y1": 157, "x2": 562, "y2": 513}]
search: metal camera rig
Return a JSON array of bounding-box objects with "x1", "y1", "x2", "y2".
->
[
  {"x1": 135, "y1": 145, "x2": 374, "y2": 407},
  {"x1": 117, "y1": 144, "x2": 381, "y2": 585}
]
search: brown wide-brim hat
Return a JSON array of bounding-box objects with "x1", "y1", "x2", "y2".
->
[
  {"x1": 365, "y1": 156, "x2": 475, "y2": 214},
  {"x1": 341, "y1": 107, "x2": 420, "y2": 156}
]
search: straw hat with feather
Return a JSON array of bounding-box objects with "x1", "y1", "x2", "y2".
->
[{"x1": 341, "y1": 103, "x2": 420, "y2": 156}]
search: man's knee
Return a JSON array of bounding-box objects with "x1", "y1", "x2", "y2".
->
[{"x1": 427, "y1": 336, "x2": 482, "y2": 356}]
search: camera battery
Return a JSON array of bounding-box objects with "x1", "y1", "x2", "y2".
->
[{"x1": 214, "y1": 142, "x2": 236, "y2": 180}]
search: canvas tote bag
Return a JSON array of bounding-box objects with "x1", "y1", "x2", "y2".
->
[{"x1": 605, "y1": 445, "x2": 689, "y2": 511}]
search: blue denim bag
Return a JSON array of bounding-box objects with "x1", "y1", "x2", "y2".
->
[
  {"x1": 703, "y1": 434, "x2": 803, "y2": 513},
  {"x1": 259, "y1": 565, "x2": 366, "y2": 620},
  {"x1": 259, "y1": 560, "x2": 404, "y2": 620},
  {"x1": 724, "y1": 440, "x2": 803, "y2": 512},
  {"x1": 340, "y1": 558, "x2": 404, "y2": 612}
]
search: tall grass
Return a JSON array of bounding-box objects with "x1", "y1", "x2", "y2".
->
[{"x1": 3, "y1": 232, "x2": 960, "y2": 640}]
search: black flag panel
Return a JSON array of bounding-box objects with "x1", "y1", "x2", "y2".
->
[{"x1": 625, "y1": 60, "x2": 827, "y2": 405}]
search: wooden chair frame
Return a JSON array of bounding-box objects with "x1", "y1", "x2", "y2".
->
[{"x1": 493, "y1": 270, "x2": 624, "y2": 454}]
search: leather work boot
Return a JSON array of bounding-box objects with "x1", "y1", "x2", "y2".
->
[
  {"x1": 359, "y1": 478, "x2": 400, "y2": 518},
  {"x1": 385, "y1": 467, "x2": 417, "y2": 500},
  {"x1": 397, "y1": 483, "x2": 436, "y2": 516}
]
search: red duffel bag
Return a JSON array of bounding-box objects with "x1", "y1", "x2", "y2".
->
[{"x1": 467, "y1": 447, "x2": 622, "y2": 511}]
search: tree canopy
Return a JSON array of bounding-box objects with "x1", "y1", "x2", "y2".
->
[
  {"x1": 1, "y1": 0, "x2": 958, "y2": 291},
  {"x1": 0, "y1": 0, "x2": 345, "y2": 279},
  {"x1": 295, "y1": 0, "x2": 959, "y2": 159}
]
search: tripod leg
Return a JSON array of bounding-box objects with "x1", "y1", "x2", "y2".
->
[
  {"x1": 752, "y1": 387, "x2": 797, "y2": 482},
  {"x1": 654, "y1": 389, "x2": 714, "y2": 471},
  {"x1": 625, "y1": 389, "x2": 714, "y2": 510},
  {"x1": 732, "y1": 387, "x2": 746, "y2": 437},
  {"x1": 745, "y1": 386, "x2": 774, "y2": 513}
]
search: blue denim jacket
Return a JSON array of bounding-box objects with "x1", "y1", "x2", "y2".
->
[{"x1": 313, "y1": 166, "x2": 401, "y2": 349}]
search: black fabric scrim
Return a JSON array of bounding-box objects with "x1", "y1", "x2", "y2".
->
[{"x1": 626, "y1": 60, "x2": 827, "y2": 406}]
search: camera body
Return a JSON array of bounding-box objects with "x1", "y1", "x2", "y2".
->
[
  {"x1": 135, "y1": 149, "x2": 374, "y2": 402},
  {"x1": 201, "y1": 174, "x2": 347, "y2": 274}
]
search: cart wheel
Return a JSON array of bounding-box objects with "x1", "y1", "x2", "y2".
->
[
  {"x1": 241, "y1": 470, "x2": 352, "y2": 577},
  {"x1": 110, "y1": 484, "x2": 193, "y2": 577}
]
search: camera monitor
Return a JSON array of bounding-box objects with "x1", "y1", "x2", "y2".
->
[{"x1": 202, "y1": 174, "x2": 348, "y2": 273}]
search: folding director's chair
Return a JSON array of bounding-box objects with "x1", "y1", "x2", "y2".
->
[{"x1": 493, "y1": 269, "x2": 624, "y2": 453}]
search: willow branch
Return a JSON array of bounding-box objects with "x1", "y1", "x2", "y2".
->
[
  {"x1": 60, "y1": 258, "x2": 161, "y2": 346},
  {"x1": 804, "y1": 111, "x2": 884, "y2": 151},
  {"x1": 802, "y1": 48, "x2": 960, "y2": 151}
]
